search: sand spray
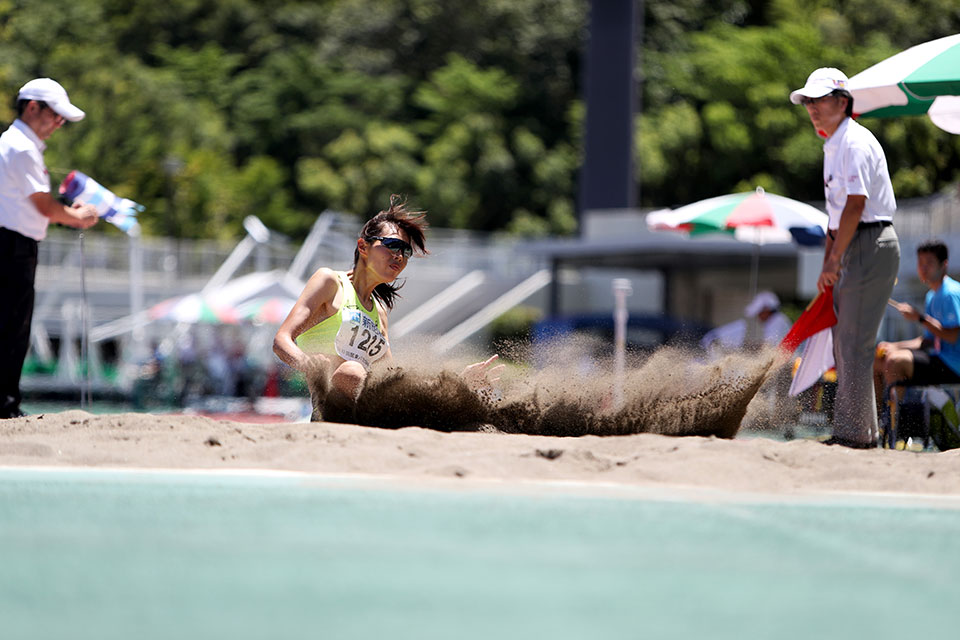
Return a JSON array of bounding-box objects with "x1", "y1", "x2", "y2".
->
[{"x1": 306, "y1": 335, "x2": 785, "y2": 438}]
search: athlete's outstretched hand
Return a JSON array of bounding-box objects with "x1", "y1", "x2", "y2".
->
[{"x1": 460, "y1": 354, "x2": 505, "y2": 392}]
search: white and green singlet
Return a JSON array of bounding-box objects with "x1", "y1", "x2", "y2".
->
[{"x1": 295, "y1": 271, "x2": 388, "y2": 370}]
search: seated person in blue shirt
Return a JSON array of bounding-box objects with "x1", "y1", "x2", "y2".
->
[{"x1": 874, "y1": 240, "x2": 960, "y2": 406}]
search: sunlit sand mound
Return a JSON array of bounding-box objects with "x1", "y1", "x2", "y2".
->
[
  {"x1": 491, "y1": 347, "x2": 774, "y2": 438},
  {"x1": 317, "y1": 343, "x2": 776, "y2": 439}
]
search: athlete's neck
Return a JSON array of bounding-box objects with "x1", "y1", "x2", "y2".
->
[{"x1": 348, "y1": 269, "x2": 377, "y2": 311}]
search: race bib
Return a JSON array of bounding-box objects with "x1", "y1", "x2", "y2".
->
[{"x1": 334, "y1": 308, "x2": 388, "y2": 369}]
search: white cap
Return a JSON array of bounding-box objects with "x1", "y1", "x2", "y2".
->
[
  {"x1": 745, "y1": 291, "x2": 780, "y2": 318},
  {"x1": 789, "y1": 67, "x2": 849, "y2": 105},
  {"x1": 17, "y1": 78, "x2": 85, "y2": 122}
]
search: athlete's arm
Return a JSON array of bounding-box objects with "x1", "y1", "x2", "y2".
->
[{"x1": 273, "y1": 268, "x2": 340, "y2": 371}]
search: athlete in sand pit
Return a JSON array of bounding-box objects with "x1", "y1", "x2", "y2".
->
[{"x1": 273, "y1": 195, "x2": 503, "y2": 422}]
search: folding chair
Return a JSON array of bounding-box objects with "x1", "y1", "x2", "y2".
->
[{"x1": 882, "y1": 382, "x2": 960, "y2": 450}]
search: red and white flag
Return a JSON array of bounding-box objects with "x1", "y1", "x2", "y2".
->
[{"x1": 779, "y1": 287, "x2": 838, "y2": 396}]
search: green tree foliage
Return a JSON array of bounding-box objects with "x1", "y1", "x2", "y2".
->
[
  {"x1": 639, "y1": 0, "x2": 960, "y2": 206},
  {"x1": 1, "y1": 0, "x2": 586, "y2": 239},
  {"x1": 1, "y1": 0, "x2": 959, "y2": 240}
]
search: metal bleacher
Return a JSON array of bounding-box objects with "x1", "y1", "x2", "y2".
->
[
  {"x1": 31, "y1": 211, "x2": 550, "y2": 364},
  {"x1": 28, "y1": 188, "x2": 960, "y2": 392}
]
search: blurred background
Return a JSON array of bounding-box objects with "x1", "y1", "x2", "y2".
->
[{"x1": 4, "y1": 0, "x2": 960, "y2": 417}]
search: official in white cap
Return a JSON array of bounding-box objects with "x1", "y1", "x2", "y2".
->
[
  {"x1": 791, "y1": 67, "x2": 900, "y2": 448},
  {"x1": 0, "y1": 78, "x2": 99, "y2": 418},
  {"x1": 743, "y1": 291, "x2": 791, "y2": 345},
  {"x1": 16, "y1": 78, "x2": 87, "y2": 122},
  {"x1": 700, "y1": 291, "x2": 791, "y2": 354}
]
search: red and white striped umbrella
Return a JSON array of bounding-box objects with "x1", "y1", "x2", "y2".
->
[
  {"x1": 236, "y1": 296, "x2": 296, "y2": 325},
  {"x1": 148, "y1": 295, "x2": 240, "y2": 324}
]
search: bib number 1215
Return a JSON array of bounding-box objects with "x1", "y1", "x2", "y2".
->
[{"x1": 349, "y1": 325, "x2": 384, "y2": 357}]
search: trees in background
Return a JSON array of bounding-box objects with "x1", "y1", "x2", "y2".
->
[
  {"x1": 1, "y1": 0, "x2": 958, "y2": 240},
  {"x1": 640, "y1": 0, "x2": 960, "y2": 207}
]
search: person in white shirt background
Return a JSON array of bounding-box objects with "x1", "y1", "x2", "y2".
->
[
  {"x1": 0, "y1": 78, "x2": 98, "y2": 419},
  {"x1": 700, "y1": 290, "x2": 792, "y2": 356}
]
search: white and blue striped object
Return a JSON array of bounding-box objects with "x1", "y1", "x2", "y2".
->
[{"x1": 59, "y1": 170, "x2": 142, "y2": 235}]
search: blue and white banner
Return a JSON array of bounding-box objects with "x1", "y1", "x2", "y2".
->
[{"x1": 59, "y1": 170, "x2": 142, "y2": 235}]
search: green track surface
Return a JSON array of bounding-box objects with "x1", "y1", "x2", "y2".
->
[{"x1": 1, "y1": 468, "x2": 958, "y2": 640}]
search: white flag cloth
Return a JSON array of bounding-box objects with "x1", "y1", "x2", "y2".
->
[{"x1": 789, "y1": 328, "x2": 835, "y2": 396}]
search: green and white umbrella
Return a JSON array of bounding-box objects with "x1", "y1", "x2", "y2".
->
[
  {"x1": 645, "y1": 187, "x2": 827, "y2": 246},
  {"x1": 646, "y1": 187, "x2": 827, "y2": 298},
  {"x1": 848, "y1": 33, "x2": 960, "y2": 134}
]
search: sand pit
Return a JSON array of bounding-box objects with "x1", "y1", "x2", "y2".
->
[
  {"x1": 1, "y1": 409, "x2": 958, "y2": 497},
  {"x1": 4, "y1": 344, "x2": 957, "y2": 497}
]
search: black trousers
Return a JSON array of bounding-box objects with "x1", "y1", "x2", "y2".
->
[{"x1": 0, "y1": 227, "x2": 38, "y2": 414}]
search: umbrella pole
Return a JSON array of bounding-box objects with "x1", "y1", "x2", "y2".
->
[{"x1": 749, "y1": 242, "x2": 759, "y2": 300}]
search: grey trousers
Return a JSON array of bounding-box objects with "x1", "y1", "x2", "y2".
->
[{"x1": 832, "y1": 224, "x2": 900, "y2": 444}]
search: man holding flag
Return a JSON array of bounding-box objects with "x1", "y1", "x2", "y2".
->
[
  {"x1": 0, "y1": 78, "x2": 99, "y2": 419},
  {"x1": 790, "y1": 67, "x2": 900, "y2": 448}
]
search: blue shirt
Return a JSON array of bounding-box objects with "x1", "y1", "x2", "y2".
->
[{"x1": 925, "y1": 275, "x2": 960, "y2": 374}]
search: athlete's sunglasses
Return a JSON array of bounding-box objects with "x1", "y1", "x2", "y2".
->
[{"x1": 367, "y1": 236, "x2": 413, "y2": 259}]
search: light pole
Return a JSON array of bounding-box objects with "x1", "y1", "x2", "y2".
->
[{"x1": 612, "y1": 277, "x2": 633, "y2": 410}]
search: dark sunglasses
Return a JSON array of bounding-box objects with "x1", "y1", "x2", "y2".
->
[
  {"x1": 34, "y1": 101, "x2": 65, "y2": 122},
  {"x1": 799, "y1": 95, "x2": 835, "y2": 106},
  {"x1": 367, "y1": 236, "x2": 413, "y2": 259}
]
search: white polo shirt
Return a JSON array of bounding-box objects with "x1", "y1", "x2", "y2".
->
[
  {"x1": 822, "y1": 117, "x2": 896, "y2": 230},
  {"x1": 0, "y1": 119, "x2": 51, "y2": 241}
]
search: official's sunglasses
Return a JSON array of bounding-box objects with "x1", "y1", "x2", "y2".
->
[
  {"x1": 799, "y1": 94, "x2": 835, "y2": 106},
  {"x1": 367, "y1": 236, "x2": 413, "y2": 259}
]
